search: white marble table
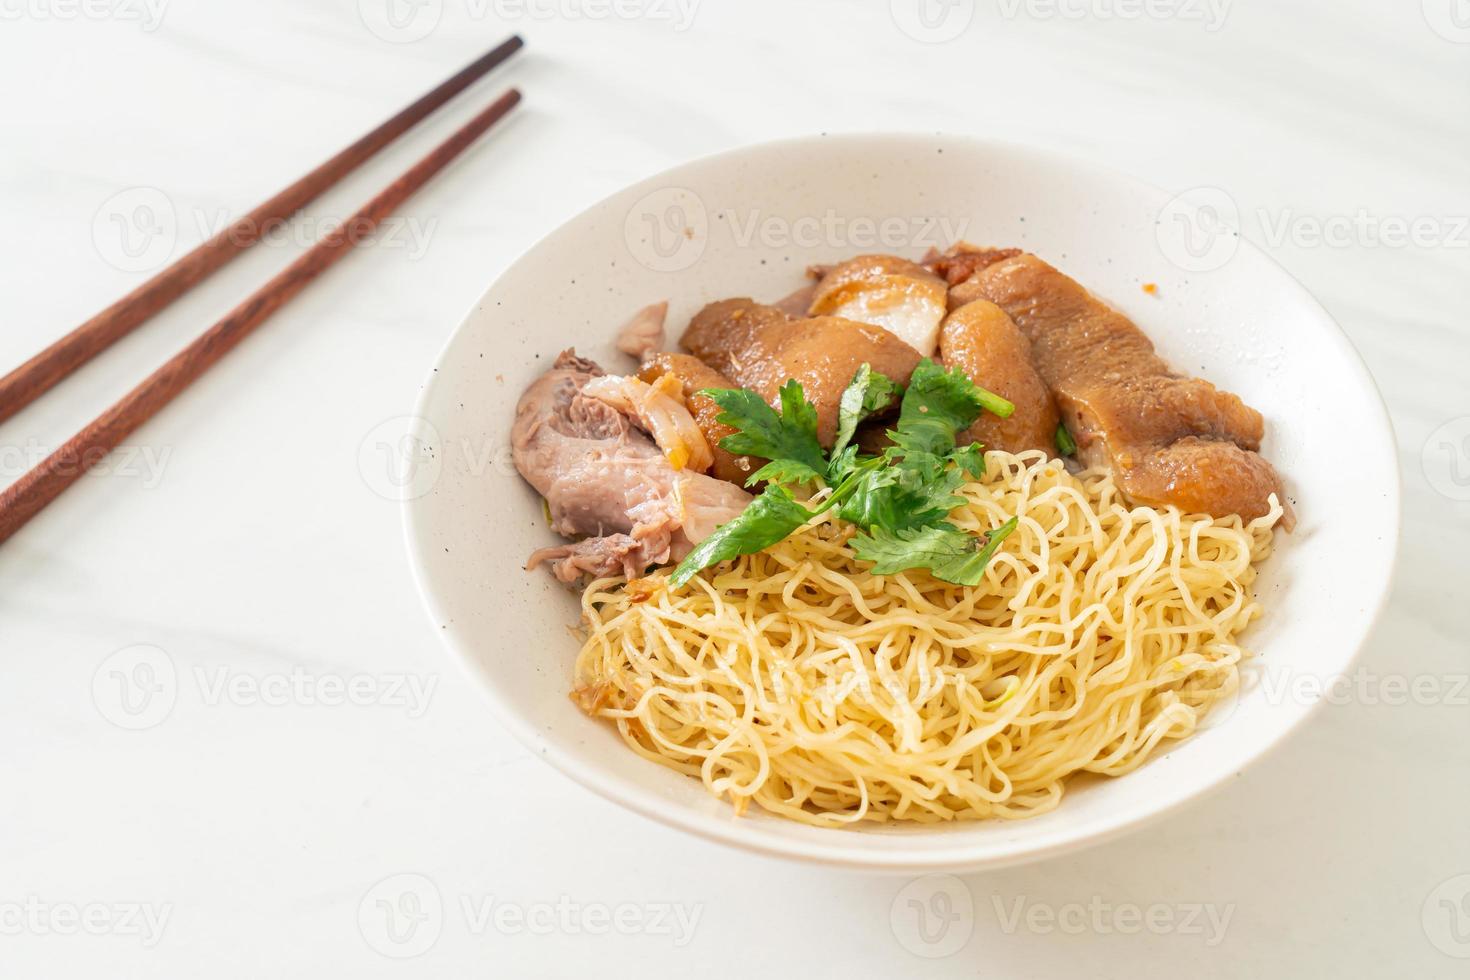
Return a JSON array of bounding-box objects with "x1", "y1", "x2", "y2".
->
[{"x1": 2, "y1": 1, "x2": 1467, "y2": 976}]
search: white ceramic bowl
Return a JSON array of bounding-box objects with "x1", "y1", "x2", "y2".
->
[{"x1": 404, "y1": 134, "x2": 1399, "y2": 873}]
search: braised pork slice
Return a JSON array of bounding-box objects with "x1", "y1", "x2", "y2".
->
[
  {"x1": 679, "y1": 298, "x2": 795, "y2": 380},
  {"x1": 682, "y1": 300, "x2": 922, "y2": 446},
  {"x1": 614, "y1": 301, "x2": 668, "y2": 359},
  {"x1": 929, "y1": 243, "x2": 1023, "y2": 293},
  {"x1": 580, "y1": 373, "x2": 713, "y2": 473},
  {"x1": 512, "y1": 351, "x2": 750, "y2": 581},
  {"x1": 638, "y1": 352, "x2": 763, "y2": 485},
  {"x1": 938, "y1": 299, "x2": 1059, "y2": 455},
  {"x1": 959, "y1": 253, "x2": 1285, "y2": 521},
  {"x1": 771, "y1": 282, "x2": 818, "y2": 317},
  {"x1": 807, "y1": 254, "x2": 948, "y2": 355}
]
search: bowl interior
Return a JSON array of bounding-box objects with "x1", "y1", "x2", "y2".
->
[{"x1": 405, "y1": 134, "x2": 1398, "y2": 871}]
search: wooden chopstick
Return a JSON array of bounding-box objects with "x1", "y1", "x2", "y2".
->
[
  {"x1": 0, "y1": 35, "x2": 524, "y2": 427},
  {"x1": 0, "y1": 88, "x2": 523, "y2": 546}
]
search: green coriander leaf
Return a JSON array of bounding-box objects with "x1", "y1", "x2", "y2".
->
[
  {"x1": 948, "y1": 442, "x2": 986, "y2": 480},
  {"x1": 745, "y1": 457, "x2": 825, "y2": 487},
  {"x1": 702, "y1": 382, "x2": 826, "y2": 487},
  {"x1": 825, "y1": 444, "x2": 861, "y2": 486},
  {"x1": 850, "y1": 517, "x2": 1019, "y2": 586},
  {"x1": 1055, "y1": 422, "x2": 1078, "y2": 456},
  {"x1": 669, "y1": 485, "x2": 815, "y2": 587},
  {"x1": 830, "y1": 364, "x2": 900, "y2": 461},
  {"x1": 889, "y1": 359, "x2": 1015, "y2": 459},
  {"x1": 837, "y1": 458, "x2": 968, "y2": 532}
]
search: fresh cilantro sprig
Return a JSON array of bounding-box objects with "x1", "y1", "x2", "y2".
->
[
  {"x1": 701, "y1": 380, "x2": 827, "y2": 487},
  {"x1": 830, "y1": 363, "x2": 900, "y2": 460},
  {"x1": 671, "y1": 359, "x2": 1018, "y2": 587},
  {"x1": 851, "y1": 517, "x2": 1019, "y2": 587},
  {"x1": 669, "y1": 485, "x2": 817, "y2": 587}
]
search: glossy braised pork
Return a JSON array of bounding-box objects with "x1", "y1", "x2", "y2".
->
[
  {"x1": 938, "y1": 299, "x2": 1060, "y2": 455},
  {"x1": 807, "y1": 254, "x2": 948, "y2": 355},
  {"x1": 511, "y1": 351, "x2": 751, "y2": 581},
  {"x1": 954, "y1": 252, "x2": 1286, "y2": 521},
  {"x1": 638, "y1": 351, "x2": 763, "y2": 485},
  {"x1": 613, "y1": 301, "x2": 668, "y2": 359},
  {"x1": 681, "y1": 299, "x2": 922, "y2": 446}
]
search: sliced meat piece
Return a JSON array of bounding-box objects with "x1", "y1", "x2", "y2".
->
[
  {"x1": 1121, "y1": 437, "x2": 1285, "y2": 520},
  {"x1": 512, "y1": 351, "x2": 750, "y2": 581},
  {"x1": 937, "y1": 245, "x2": 1021, "y2": 308},
  {"x1": 680, "y1": 298, "x2": 794, "y2": 382},
  {"x1": 682, "y1": 303, "x2": 922, "y2": 447},
  {"x1": 768, "y1": 317, "x2": 923, "y2": 445},
  {"x1": 807, "y1": 254, "x2": 948, "y2": 356},
  {"x1": 958, "y1": 253, "x2": 1285, "y2": 522},
  {"x1": 528, "y1": 534, "x2": 654, "y2": 584},
  {"x1": 938, "y1": 299, "x2": 1060, "y2": 455},
  {"x1": 771, "y1": 282, "x2": 818, "y2": 317},
  {"x1": 581, "y1": 373, "x2": 714, "y2": 473},
  {"x1": 639, "y1": 352, "x2": 764, "y2": 485},
  {"x1": 614, "y1": 301, "x2": 667, "y2": 359},
  {"x1": 926, "y1": 244, "x2": 1023, "y2": 285}
]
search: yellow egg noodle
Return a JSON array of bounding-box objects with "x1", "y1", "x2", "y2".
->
[{"x1": 572, "y1": 450, "x2": 1282, "y2": 828}]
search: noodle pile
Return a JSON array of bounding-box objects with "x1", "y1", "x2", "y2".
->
[{"x1": 572, "y1": 450, "x2": 1282, "y2": 827}]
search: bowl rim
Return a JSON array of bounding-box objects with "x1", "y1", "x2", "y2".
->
[{"x1": 402, "y1": 131, "x2": 1402, "y2": 873}]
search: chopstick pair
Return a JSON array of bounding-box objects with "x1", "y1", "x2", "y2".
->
[{"x1": 0, "y1": 37, "x2": 525, "y2": 545}]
